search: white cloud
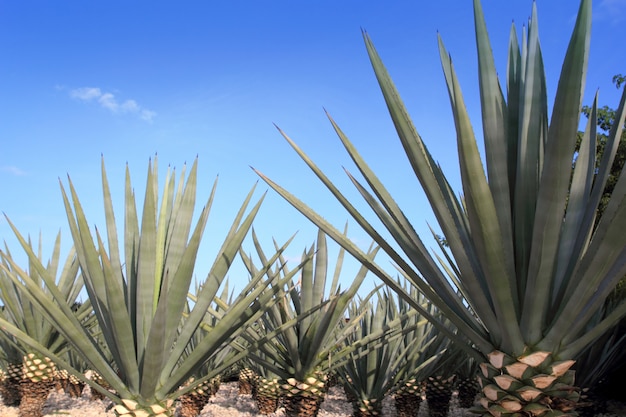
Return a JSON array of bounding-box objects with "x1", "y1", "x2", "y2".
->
[
  {"x1": 140, "y1": 109, "x2": 156, "y2": 122},
  {"x1": 98, "y1": 92, "x2": 118, "y2": 111},
  {"x1": 121, "y1": 99, "x2": 139, "y2": 112},
  {"x1": 71, "y1": 87, "x2": 102, "y2": 101},
  {"x1": 1, "y1": 166, "x2": 27, "y2": 176},
  {"x1": 69, "y1": 87, "x2": 156, "y2": 122}
]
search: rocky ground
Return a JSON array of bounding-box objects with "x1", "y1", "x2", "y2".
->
[{"x1": 0, "y1": 382, "x2": 624, "y2": 416}]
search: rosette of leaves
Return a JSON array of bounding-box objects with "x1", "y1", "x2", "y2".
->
[
  {"x1": 0, "y1": 233, "x2": 85, "y2": 417},
  {"x1": 338, "y1": 289, "x2": 442, "y2": 417},
  {"x1": 238, "y1": 228, "x2": 377, "y2": 417},
  {"x1": 0, "y1": 157, "x2": 303, "y2": 417},
  {"x1": 255, "y1": 0, "x2": 626, "y2": 415}
]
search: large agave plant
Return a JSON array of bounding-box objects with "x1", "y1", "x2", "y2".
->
[
  {"x1": 255, "y1": 0, "x2": 626, "y2": 415},
  {"x1": 0, "y1": 157, "x2": 304, "y2": 417}
]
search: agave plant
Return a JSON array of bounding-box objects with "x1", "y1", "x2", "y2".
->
[
  {"x1": 255, "y1": 0, "x2": 626, "y2": 415},
  {"x1": 239, "y1": 228, "x2": 377, "y2": 417},
  {"x1": 0, "y1": 156, "x2": 305, "y2": 417},
  {"x1": 390, "y1": 284, "x2": 453, "y2": 417},
  {"x1": 338, "y1": 289, "x2": 443, "y2": 417},
  {"x1": 0, "y1": 233, "x2": 84, "y2": 417}
]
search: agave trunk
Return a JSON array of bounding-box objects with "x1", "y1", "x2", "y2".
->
[
  {"x1": 456, "y1": 375, "x2": 480, "y2": 409},
  {"x1": 177, "y1": 392, "x2": 211, "y2": 417},
  {"x1": 18, "y1": 380, "x2": 54, "y2": 417},
  {"x1": 66, "y1": 378, "x2": 85, "y2": 398},
  {"x1": 352, "y1": 398, "x2": 383, "y2": 417},
  {"x1": 425, "y1": 376, "x2": 455, "y2": 417},
  {"x1": 393, "y1": 379, "x2": 424, "y2": 417},
  {"x1": 54, "y1": 368, "x2": 70, "y2": 393},
  {"x1": 177, "y1": 377, "x2": 216, "y2": 417},
  {"x1": 112, "y1": 399, "x2": 175, "y2": 417},
  {"x1": 18, "y1": 353, "x2": 57, "y2": 417},
  {"x1": 283, "y1": 394, "x2": 324, "y2": 417},
  {"x1": 0, "y1": 363, "x2": 23, "y2": 406},
  {"x1": 238, "y1": 368, "x2": 255, "y2": 395},
  {"x1": 282, "y1": 377, "x2": 326, "y2": 417},
  {"x1": 477, "y1": 350, "x2": 579, "y2": 416},
  {"x1": 255, "y1": 377, "x2": 282, "y2": 414}
]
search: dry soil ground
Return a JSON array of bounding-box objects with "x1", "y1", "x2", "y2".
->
[{"x1": 0, "y1": 381, "x2": 624, "y2": 416}]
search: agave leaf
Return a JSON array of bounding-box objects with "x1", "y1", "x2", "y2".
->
[
  {"x1": 101, "y1": 157, "x2": 124, "y2": 308},
  {"x1": 552, "y1": 94, "x2": 598, "y2": 298},
  {"x1": 135, "y1": 160, "x2": 158, "y2": 359},
  {"x1": 521, "y1": 0, "x2": 591, "y2": 343},
  {"x1": 559, "y1": 86, "x2": 626, "y2": 307},
  {"x1": 159, "y1": 222, "x2": 294, "y2": 390},
  {"x1": 513, "y1": 5, "x2": 548, "y2": 298},
  {"x1": 474, "y1": 0, "x2": 516, "y2": 285},
  {"x1": 123, "y1": 165, "x2": 139, "y2": 334},
  {"x1": 95, "y1": 229, "x2": 140, "y2": 393},
  {"x1": 162, "y1": 188, "x2": 264, "y2": 373},
  {"x1": 254, "y1": 165, "x2": 491, "y2": 356},
  {"x1": 438, "y1": 33, "x2": 523, "y2": 353}
]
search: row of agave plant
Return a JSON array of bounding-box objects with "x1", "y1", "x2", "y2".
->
[
  {"x1": 0, "y1": 216, "x2": 623, "y2": 417},
  {"x1": 1, "y1": 0, "x2": 626, "y2": 416}
]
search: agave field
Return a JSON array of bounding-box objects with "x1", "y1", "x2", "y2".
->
[{"x1": 1, "y1": 0, "x2": 625, "y2": 416}]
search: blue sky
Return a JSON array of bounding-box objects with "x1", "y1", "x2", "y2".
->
[{"x1": 1, "y1": 0, "x2": 625, "y2": 296}]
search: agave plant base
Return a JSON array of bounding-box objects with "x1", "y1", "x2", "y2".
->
[
  {"x1": 238, "y1": 368, "x2": 256, "y2": 395},
  {"x1": 254, "y1": 377, "x2": 282, "y2": 414},
  {"x1": 283, "y1": 393, "x2": 324, "y2": 417},
  {"x1": 425, "y1": 376, "x2": 455, "y2": 417},
  {"x1": 476, "y1": 350, "x2": 580, "y2": 416},
  {"x1": 351, "y1": 398, "x2": 383, "y2": 417},
  {"x1": 394, "y1": 380, "x2": 424, "y2": 417},
  {"x1": 112, "y1": 398, "x2": 175, "y2": 417},
  {"x1": 18, "y1": 380, "x2": 54, "y2": 417},
  {"x1": 65, "y1": 379, "x2": 85, "y2": 398},
  {"x1": 0, "y1": 377, "x2": 22, "y2": 406},
  {"x1": 255, "y1": 393, "x2": 281, "y2": 414},
  {"x1": 456, "y1": 376, "x2": 480, "y2": 409},
  {"x1": 177, "y1": 392, "x2": 211, "y2": 417}
]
